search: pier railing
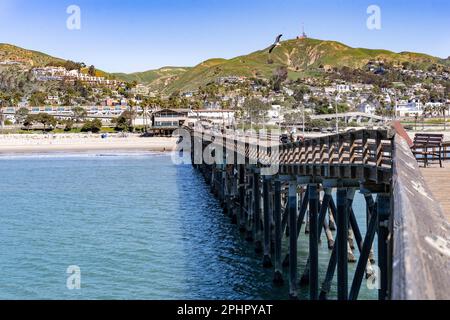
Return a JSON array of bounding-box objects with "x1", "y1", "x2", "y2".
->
[
  {"x1": 186, "y1": 123, "x2": 450, "y2": 300},
  {"x1": 392, "y1": 131, "x2": 450, "y2": 300}
]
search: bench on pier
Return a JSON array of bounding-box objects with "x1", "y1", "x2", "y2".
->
[{"x1": 411, "y1": 133, "x2": 444, "y2": 168}]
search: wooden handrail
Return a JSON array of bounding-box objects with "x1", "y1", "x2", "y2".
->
[{"x1": 391, "y1": 133, "x2": 450, "y2": 300}]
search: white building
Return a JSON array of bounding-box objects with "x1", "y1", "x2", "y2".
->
[
  {"x1": 336, "y1": 84, "x2": 352, "y2": 93},
  {"x1": 357, "y1": 102, "x2": 377, "y2": 115},
  {"x1": 265, "y1": 105, "x2": 283, "y2": 125},
  {"x1": 395, "y1": 100, "x2": 423, "y2": 117},
  {"x1": 189, "y1": 109, "x2": 236, "y2": 126}
]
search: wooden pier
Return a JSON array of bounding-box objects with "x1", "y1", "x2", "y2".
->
[
  {"x1": 185, "y1": 122, "x2": 450, "y2": 300},
  {"x1": 421, "y1": 168, "x2": 450, "y2": 221}
]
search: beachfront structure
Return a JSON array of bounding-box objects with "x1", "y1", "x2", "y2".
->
[
  {"x1": 147, "y1": 109, "x2": 190, "y2": 137},
  {"x1": 3, "y1": 105, "x2": 130, "y2": 122},
  {"x1": 189, "y1": 109, "x2": 236, "y2": 127},
  {"x1": 151, "y1": 109, "x2": 189, "y2": 128}
]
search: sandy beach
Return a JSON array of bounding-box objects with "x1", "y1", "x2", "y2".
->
[{"x1": 0, "y1": 134, "x2": 177, "y2": 154}]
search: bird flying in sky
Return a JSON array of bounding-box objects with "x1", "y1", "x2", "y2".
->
[{"x1": 269, "y1": 34, "x2": 283, "y2": 54}]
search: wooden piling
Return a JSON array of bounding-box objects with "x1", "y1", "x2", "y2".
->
[
  {"x1": 288, "y1": 181, "x2": 298, "y2": 299},
  {"x1": 238, "y1": 165, "x2": 246, "y2": 232},
  {"x1": 377, "y1": 194, "x2": 391, "y2": 300},
  {"x1": 253, "y1": 171, "x2": 262, "y2": 253},
  {"x1": 263, "y1": 176, "x2": 273, "y2": 268},
  {"x1": 273, "y1": 180, "x2": 283, "y2": 285},
  {"x1": 309, "y1": 184, "x2": 319, "y2": 300},
  {"x1": 336, "y1": 188, "x2": 349, "y2": 300}
]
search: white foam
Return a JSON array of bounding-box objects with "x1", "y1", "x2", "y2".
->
[{"x1": 0, "y1": 151, "x2": 170, "y2": 160}]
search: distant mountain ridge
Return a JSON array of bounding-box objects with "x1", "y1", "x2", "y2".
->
[
  {"x1": 1, "y1": 39, "x2": 449, "y2": 94},
  {"x1": 112, "y1": 67, "x2": 191, "y2": 92}
]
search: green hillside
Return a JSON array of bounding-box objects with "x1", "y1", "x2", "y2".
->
[
  {"x1": 0, "y1": 43, "x2": 65, "y2": 66},
  {"x1": 1, "y1": 38, "x2": 448, "y2": 95},
  {"x1": 113, "y1": 67, "x2": 189, "y2": 83},
  {"x1": 162, "y1": 38, "x2": 448, "y2": 93},
  {"x1": 112, "y1": 67, "x2": 191, "y2": 91}
]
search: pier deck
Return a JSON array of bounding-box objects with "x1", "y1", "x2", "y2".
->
[{"x1": 421, "y1": 167, "x2": 450, "y2": 222}]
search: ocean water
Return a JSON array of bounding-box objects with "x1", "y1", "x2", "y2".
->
[{"x1": 0, "y1": 153, "x2": 376, "y2": 300}]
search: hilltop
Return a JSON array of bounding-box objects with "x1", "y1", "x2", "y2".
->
[
  {"x1": 0, "y1": 43, "x2": 65, "y2": 67},
  {"x1": 159, "y1": 38, "x2": 449, "y2": 93}
]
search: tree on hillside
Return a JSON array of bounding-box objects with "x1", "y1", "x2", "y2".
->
[
  {"x1": 29, "y1": 91, "x2": 47, "y2": 106},
  {"x1": 293, "y1": 86, "x2": 311, "y2": 102},
  {"x1": 35, "y1": 113, "x2": 57, "y2": 131},
  {"x1": 271, "y1": 66, "x2": 288, "y2": 92},
  {"x1": 72, "y1": 106, "x2": 87, "y2": 122},
  {"x1": 11, "y1": 92, "x2": 23, "y2": 105},
  {"x1": 81, "y1": 119, "x2": 102, "y2": 133},
  {"x1": 15, "y1": 107, "x2": 29, "y2": 125},
  {"x1": 113, "y1": 110, "x2": 135, "y2": 132},
  {"x1": 88, "y1": 65, "x2": 96, "y2": 76},
  {"x1": 241, "y1": 98, "x2": 271, "y2": 124},
  {"x1": 23, "y1": 115, "x2": 35, "y2": 130},
  {"x1": 63, "y1": 60, "x2": 86, "y2": 71}
]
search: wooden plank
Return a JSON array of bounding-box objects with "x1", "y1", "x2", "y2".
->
[{"x1": 420, "y1": 168, "x2": 450, "y2": 222}]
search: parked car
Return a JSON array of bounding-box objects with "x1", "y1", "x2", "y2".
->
[{"x1": 280, "y1": 134, "x2": 290, "y2": 144}]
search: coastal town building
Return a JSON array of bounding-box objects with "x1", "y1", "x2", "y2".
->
[
  {"x1": 189, "y1": 109, "x2": 236, "y2": 127},
  {"x1": 357, "y1": 102, "x2": 378, "y2": 115},
  {"x1": 32, "y1": 67, "x2": 120, "y2": 86},
  {"x1": 395, "y1": 100, "x2": 423, "y2": 117},
  {"x1": 151, "y1": 109, "x2": 189, "y2": 129}
]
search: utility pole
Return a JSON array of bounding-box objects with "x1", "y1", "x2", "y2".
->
[
  {"x1": 445, "y1": 103, "x2": 448, "y2": 131},
  {"x1": 301, "y1": 102, "x2": 305, "y2": 136},
  {"x1": 335, "y1": 95, "x2": 339, "y2": 133}
]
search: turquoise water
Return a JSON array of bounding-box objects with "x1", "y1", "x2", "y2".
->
[{"x1": 0, "y1": 153, "x2": 376, "y2": 300}]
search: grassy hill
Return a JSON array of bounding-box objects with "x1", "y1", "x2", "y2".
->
[
  {"x1": 1, "y1": 39, "x2": 448, "y2": 95},
  {"x1": 161, "y1": 38, "x2": 448, "y2": 93},
  {"x1": 112, "y1": 67, "x2": 191, "y2": 91},
  {"x1": 0, "y1": 43, "x2": 65, "y2": 67}
]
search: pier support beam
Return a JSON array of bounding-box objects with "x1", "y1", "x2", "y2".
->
[
  {"x1": 349, "y1": 196, "x2": 378, "y2": 300},
  {"x1": 288, "y1": 181, "x2": 298, "y2": 299},
  {"x1": 377, "y1": 194, "x2": 392, "y2": 301},
  {"x1": 253, "y1": 171, "x2": 262, "y2": 253},
  {"x1": 273, "y1": 180, "x2": 283, "y2": 285},
  {"x1": 336, "y1": 188, "x2": 349, "y2": 300},
  {"x1": 263, "y1": 176, "x2": 273, "y2": 268},
  {"x1": 238, "y1": 165, "x2": 246, "y2": 232},
  {"x1": 309, "y1": 184, "x2": 319, "y2": 300}
]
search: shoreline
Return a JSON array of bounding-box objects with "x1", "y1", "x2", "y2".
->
[{"x1": 0, "y1": 134, "x2": 177, "y2": 155}]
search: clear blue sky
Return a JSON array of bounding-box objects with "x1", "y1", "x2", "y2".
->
[{"x1": 0, "y1": 0, "x2": 449, "y2": 73}]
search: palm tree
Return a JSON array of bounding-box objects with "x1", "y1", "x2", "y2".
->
[
  {"x1": 436, "y1": 102, "x2": 449, "y2": 131},
  {"x1": 0, "y1": 93, "x2": 11, "y2": 130},
  {"x1": 0, "y1": 100, "x2": 6, "y2": 130},
  {"x1": 140, "y1": 98, "x2": 152, "y2": 132},
  {"x1": 128, "y1": 100, "x2": 138, "y2": 131}
]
